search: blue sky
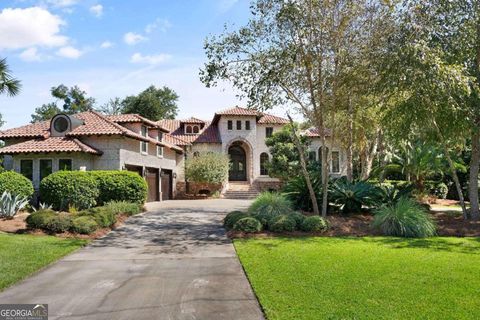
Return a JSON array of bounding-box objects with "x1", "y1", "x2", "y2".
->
[{"x1": 0, "y1": 0, "x2": 290, "y2": 129}]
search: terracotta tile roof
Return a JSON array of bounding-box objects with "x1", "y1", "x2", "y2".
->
[
  {"x1": 216, "y1": 106, "x2": 259, "y2": 116},
  {"x1": 158, "y1": 119, "x2": 221, "y2": 144},
  {"x1": 0, "y1": 137, "x2": 102, "y2": 155},
  {"x1": 164, "y1": 133, "x2": 190, "y2": 146},
  {"x1": 0, "y1": 121, "x2": 50, "y2": 139},
  {"x1": 105, "y1": 114, "x2": 169, "y2": 132},
  {"x1": 181, "y1": 117, "x2": 205, "y2": 124},
  {"x1": 304, "y1": 127, "x2": 332, "y2": 137},
  {"x1": 258, "y1": 114, "x2": 289, "y2": 124}
]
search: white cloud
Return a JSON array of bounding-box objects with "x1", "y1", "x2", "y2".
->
[
  {"x1": 89, "y1": 4, "x2": 103, "y2": 18},
  {"x1": 123, "y1": 32, "x2": 147, "y2": 45},
  {"x1": 145, "y1": 18, "x2": 171, "y2": 34},
  {"x1": 19, "y1": 47, "x2": 42, "y2": 62},
  {"x1": 56, "y1": 46, "x2": 82, "y2": 59},
  {"x1": 100, "y1": 41, "x2": 113, "y2": 49},
  {"x1": 130, "y1": 53, "x2": 171, "y2": 65},
  {"x1": 0, "y1": 7, "x2": 68, "y2": 50},
  {"x1": 46, "y1": 0, "x2": 78, "y2": 7}
]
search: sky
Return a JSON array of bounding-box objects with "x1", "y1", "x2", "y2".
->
[{"x1": 0, "y1": 0, "x2": 293, "y2": 129}]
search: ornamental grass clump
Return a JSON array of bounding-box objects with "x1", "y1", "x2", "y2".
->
[
  {"x1": 372, "y1": 197, "x2": 436, "y2": 238},
  {"x1": 248, "y1": 192, "x2": 293, "y2": 227}
]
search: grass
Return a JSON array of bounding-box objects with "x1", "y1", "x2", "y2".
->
[
  {"x1": 0, "y1": 233, "x2": 88, "y2": 291},
  {"x1": 234, "y1": 237, "x2": 480, "y2": 320}
]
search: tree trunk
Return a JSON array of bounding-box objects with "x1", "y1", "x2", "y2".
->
[
  {"x1": 360, "y1": 133, "x2": 379, "y2": 180},
  {"x1": 469, "y1": 127, "x2": 480, "y2": 220},
  {"x1": 378, "y1": 130, "x2": 386, "y2": 182},
  {"x1": 287, "y1": 114, "x2": 320, "y2": 216},
  {"x1": 346, "y1": 98, "x2": 354, "y2": 182}
]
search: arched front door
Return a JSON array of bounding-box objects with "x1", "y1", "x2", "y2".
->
[{"x1": 228, "y1": 145, "x2": 247, "y2": 181}]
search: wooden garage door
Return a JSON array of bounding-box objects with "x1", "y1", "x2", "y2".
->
[
  {"x1": 146, "y1": 168, "x2": 159, "y2": 202},
  {"x1": 161, "y1": 169, "x2": 172, "y2": 200}
]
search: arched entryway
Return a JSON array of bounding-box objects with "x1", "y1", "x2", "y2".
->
[{"x1": 228, "y1": 144, "x2": 247, "y2": 181}]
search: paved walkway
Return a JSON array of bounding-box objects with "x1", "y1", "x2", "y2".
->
[{"x1": 0, "y1": 199, "x2": 264, "y2": 320}]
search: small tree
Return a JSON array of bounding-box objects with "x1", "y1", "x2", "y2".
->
[
  {"x1": 185, "y1": 152, "x2": 229, "y2": 184},
  {"x1": 122, "y1": 85, "x2": 178, "y2": 120}
]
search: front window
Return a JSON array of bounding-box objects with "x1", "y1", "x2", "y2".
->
[
  {"x1": 331, "y1": 151, "x2": 340, "y2": 173},
  {"x1": 40, "y1": 159, "x2": 52, "y2": 181},
  {"x1": 260, "y1": 152, "x2": 269, "y2": 175},
  {"x1": 59, "y1": 159, "x2": 72, "y2": 171},
  {"x1": 157, "y1": 146, "x2": 164, "y2": 157},
  {"x1": 236, "y1": 120, "x2": 242, "y2": 130},
  {"x1": 246, "y1": 120, "x2": 251, "y2": 130},
  {"x1": 141, "y1": 125, "x2": 148, "y2": 153},
  {"x1": 20, "y1": 160, "x2": 33, "y2": 181},
  {"x1": 227, "y1": 120, "x2": 233, "y2": 130}
]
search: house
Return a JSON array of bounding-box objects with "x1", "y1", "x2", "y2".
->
[{"x1": 0, "y1": 106, "x2": 346, "y2": 201}]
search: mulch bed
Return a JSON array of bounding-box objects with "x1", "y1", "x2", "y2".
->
[{"x1": 229, "y1": 211, "x2": 480, "y2": 238}]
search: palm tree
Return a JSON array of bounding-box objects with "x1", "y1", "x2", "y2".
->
[{"x1": 0, "y1": 58, "x2": 21, "y2": 96}]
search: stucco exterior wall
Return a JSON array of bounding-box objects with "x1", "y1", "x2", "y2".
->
[{"x1": 308, "y1": 137, "x2": 347, "y2": 177}]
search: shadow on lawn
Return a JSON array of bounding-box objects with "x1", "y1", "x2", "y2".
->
[{"x1": 241, "y1": 236, "x2": 480, "y2": 255}]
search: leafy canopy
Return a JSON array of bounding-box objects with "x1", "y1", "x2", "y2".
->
[{"x1": 121, "y1": 85, "x2": 178, "y2": 120}]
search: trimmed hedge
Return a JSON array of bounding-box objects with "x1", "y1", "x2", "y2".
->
[
  {"x1": 40, "y1": 170, "x2": 148, "y2": 210},
  {"x1": 232, "y1": 217, "x2": 262, "y2": 233},
  {"x1": 90, "y1": 171, "x2": 147, "y2": 204},
  {"x1": 26, "y1": 209, "x2": 56, "y2": 229},
  {"x1": 0, "y1": 171, "x2": 34, "y2": 199},
  {"x1": 224, "y1": 211, "x2": 250, "y2": 230},
  {"x1": 104, "y1": 201, "x2": 143, "y2": 216},
  {"x1": 269, "y1": 215, "x2": 296, "y2": 232},
  {"x1": 71, "y1": 216, "x2": 98, "y2": 234},
  {"x1": 78, "y1": 207, "x2": 117, "y2": 228},
  {"x1": 301, "y1": 216, "x2": 329, "y2": 232}
]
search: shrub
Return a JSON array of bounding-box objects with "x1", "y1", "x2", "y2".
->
[
  {"x1": 40, "y1": 171, "x2": 99, "y2": 210},
  {"x1": 426, "y1": 182, "x2": 449, "y2": 199},
  {"x1": 331, "y1": 178, "x2": 380, "y2": 214},
  {"x1": 301, "y1": 216, "x2": 329, "y2": 232},
  {"x1": 282, "y1": 174, "x2": 322, "y2": 212},
  {"x1": 71, "y1": 216, "x2": 98, "y2": 234},
  {"x1": 0, "y1": 171, "x2": 34, "y2": 199},
  {"x1": 104, "y1": 201, "x2": 143, "y2": 216},
  {"x1": 26, "y1": 209, "x2": 56, "y2": 229},
  {"x1": 268, "y1": 215, "x2": 296, "y2": 232},
  {"x1": 249, "y1": 192, "x2": 294, "y2": 224},
  {"x1": 224, "y1": 211, "x2": 250, "y2": 230},
  {"x1": 90, "y1": 171, "x2": 147, "y2": 204},
  {"x1": 375, "y1": 184, "x2": 413, "y2": 207},
  {"x1": 185, "y1": 152, "x2": 229, "y2": 184},
  {"x1": 372, "y1": 197, "x2": 437, "y2": 238},
  {"x1": 78, "y1": 207, "x2": 116, "y2": 228},
  {"x1": 287, "y1": 212, "x2": 306, "y2": 227},
  {"x1": 232, "y1": 217, "x2": 262, "y2": 233},
  {"x1": 44, "y1": 213, "x2": 72, "y2": 233}
]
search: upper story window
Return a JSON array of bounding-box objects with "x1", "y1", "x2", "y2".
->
[
  {"x1": 185, "y1": 125, "x2": 200, "y2": 134},
  {"x1": 53, "y1": 117, "x2": 69, "y2": 132},
  {"x1": 140, "y1": 125, "x2": 148, "y2": 154},
  {"x1": 20, "y1": 160, "x2": 33, "y2": 181},
  {"x1": 245, "y1": 120, "x2": 251, "y2": 130},
  {"x1": 265, "y1": 127, "x2": 273, "y2": 138},
  {"x1": 157, "y1": 146, "x2": 164, "y2": 158},
  {"x1": 186, "y1": 125, "x2": 193, "y2": 134},
  {"x1": 158, "y1": 130, "x2": 163, "y2": 142},
  {"x1": 227, "y1": 120, "x2": 233, "y2": 130},
  {"x1": 236, "y1": 120, "x2": 242, "y2": 130},
  {"x1": 193, "y1": 126, "x2": 200, "y2": 134}
]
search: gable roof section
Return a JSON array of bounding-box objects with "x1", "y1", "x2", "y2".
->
[
  {"x1": 304, "y1": 127, "x2": 332, "y2": 137},
  {"x1": 106, "y1": 114, "x2": 169, "y2": 132},
  {"x1": 158, "y1": 119, "x2": 221, "y2": 144},
  {"x1": 181, "y1": 117, "x2": 205, "y2": 124},
  {"x1": 258, "y1": 114, "x2": 289, "y2": 124},
  {"x1": 216, "y1": 106, "x2": 259, "y2": 116},
  {"x1": 0, "y1": 137, "x2": 102, "y2": 155},
  {"x1": 212, "y1": 106, "x2": 288, "y2": 125}
]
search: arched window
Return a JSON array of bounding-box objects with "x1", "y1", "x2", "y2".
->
[
  {"x1": 260, "y1": 152, "x2": 269, "y2": 176},
  {"x1": 193, "y1": 125, "x2": 200, "y2": 134},
  {"x1": 186, "y1": 125, "x2": 193, "y2": 134}
]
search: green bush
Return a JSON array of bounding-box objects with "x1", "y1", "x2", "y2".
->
[
  {"x1": 331, "y1": 178, "x2": 380, "y2": 214},
  {"x1": 249, "y1": 192, "x2": 294, "y2": 226},
  {"x1": 0, "y1": 171, "x2": 34, "y2": 199},
  {"x1": 372, "y1": 197, "x2": 436, "y2": 238},
  {"x1": 185, "y1": 152, "x2": 229, "y2": 184},
  {"x1": 426, "y1": 181, "x2": 449, "y2": 199},
  {"x1": 232, "y1": 217, "x2": 262, "y2": 233},
  {"x1": 40, "y1": 171, "x2": 99, "y2": 210},
  {"x1": 44, "y1": 213, "x2": 72, "y2": 233},
  {"x1": 268, "y1": 215, "x2": 296, "y2": 232},
  {"x1": 288, "y1": 212, "x2": 306, "y2": 227},
  {"x1": 78, "y1": 207, "x2": 116, "y2": 228},
  {"x1": 104, "y1": 201, "x2": 143, "y2": 216},
  {"x1": 282, "y1": 174, "x2": 322, "y2": 212},
  {"x1": 301, "y1": 216, "x2": 329, "y2": 232},
  {"x1": 71, "y1": 216, "x2": 98, "y2": 234},
  {"x1": 224, "y1": 211, "x2": 250, "y2": 230},
  {"x1": 26, "y1": 209, "x2": 56, "y2": 229},
  {"x1": 90, "y1": 171, "x2": 147, "y2": 204}
]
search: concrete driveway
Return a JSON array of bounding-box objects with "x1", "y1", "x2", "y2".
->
[{"x1": 0, "y1": 199, "x2": 264, "y2": 320}]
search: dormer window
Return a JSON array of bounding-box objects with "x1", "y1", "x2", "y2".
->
[
  {"x1": 50, "y1": 114, "x2": 83, "y2": 137},
  {"x1": 185, "y1": 125, "x2": 200, "y2": 134},
  {"x1": 193, "y1": 126, "x2": 199, "y2": 134},
  {"x1": 186, "y1": 125, "x2": 193, "y2": 134},
  {"x1": 54, "y1": 117, "x2": 69, "y2": 133}
]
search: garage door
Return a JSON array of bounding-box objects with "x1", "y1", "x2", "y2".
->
[
  {"x1": 161, "y1": 169, "x2": 172, "y2": 200},
  {"x1": 146, "y1": 168, "x2": 159, "y2": 202}
]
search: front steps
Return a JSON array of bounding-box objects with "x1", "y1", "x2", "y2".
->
[{"x1": 223, "y1": 182, "x2": 260, "y2": 199}]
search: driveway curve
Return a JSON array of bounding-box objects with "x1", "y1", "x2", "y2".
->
[{"x1": 0, "y1": 199, "x2": 264, "y2": 320}]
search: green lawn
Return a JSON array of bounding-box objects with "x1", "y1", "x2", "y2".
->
[
  {"x1": 234, "y1": 237, "x2": 480, "y2": 320},
  {"x1": 0, "y1": 233, "x2": 87, "y2": 291}
]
